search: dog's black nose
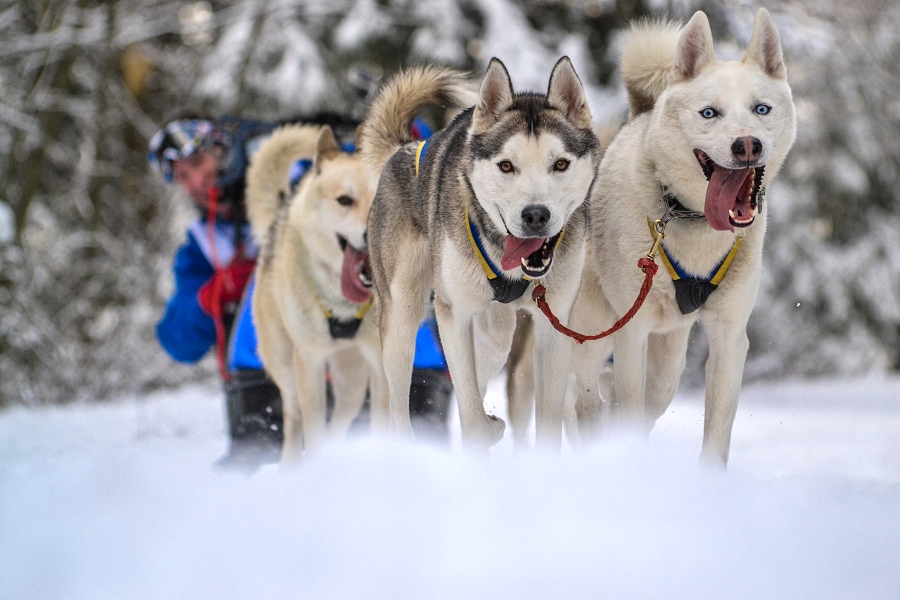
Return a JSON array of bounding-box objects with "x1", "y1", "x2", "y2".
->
[
  {"x1": 731, "y1": 136, "x2": 762, "y2": 163},
  {"x1": 521, "y1": 204, "x2": 551, "y2": 235}
]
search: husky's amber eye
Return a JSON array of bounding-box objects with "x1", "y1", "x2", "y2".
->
[
  {"x1": 498, "y1": 160, "x2": 514, "y2": 173},
  {"x1": 336, "y1": 195, "x2": 354, "y2": 207},
  {"x1": 554, "y1": 159, "x2": 570, "y2": 172}
]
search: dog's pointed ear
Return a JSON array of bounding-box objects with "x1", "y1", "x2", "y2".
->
[
  {"x1": 547, "y1": 56, "x2": 592, "y2": 129},
  {"x1": 314, "y1": 125, "x2": 340, "y2": 173},
  {"x1": 741, "y1": 8, "x2": 786, "y2": 79},
  {"x1": 473, "y1": 58, "x2": 515, "y2": 134},
  {"x1": 674, "y1": 11, "x2": 715, "y2": 81}
]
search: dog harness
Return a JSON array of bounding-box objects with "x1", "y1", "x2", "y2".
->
[
  {"x1": 465, "y1": 206, "x2": 533, "y2": 303},
  {"x1": 648, "y1": 217, "x2": 743, "y2": 315},
  {"x1": 414, "y1": 139, "x2": 430, "y2": 176},
  {"x1": 308, "y1": 280, "x2": 373, "y2": 340},
  {"x1": 416, "y1": 139, "x2": 540, "y2": 304},
  {"x1": 651, "y1": 186, "x2": 746, "y2": 314},
  {"x1": 326, "y1": 306, "x2": 371, "y2": 340}
]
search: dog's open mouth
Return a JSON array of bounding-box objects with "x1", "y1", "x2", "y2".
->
[
  {"x1": 500, "y1": 232, "x2": 562, "y2": 278},
  {"x1": 337, "y1": 235, "x2": 373, "y2": 304},
  {"x1": 694, "y1": 149, "x2": 765, "y2": 232}
]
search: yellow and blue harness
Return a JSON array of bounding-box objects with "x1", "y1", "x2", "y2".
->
[
  {"x1": 649, "y1": 191, "x2": 743, "y2": 315},
  {"x1": 307, "y1": 273, "x2": 373, "y2": 339},
  {"x1": 416, "y1": 139, "x2": 551, "y2": 304}
]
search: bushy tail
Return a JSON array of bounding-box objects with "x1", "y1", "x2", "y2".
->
[
  {"x1": 359, "y1": 65, "x2": 476, "y2": 180},
  {"x1": 620, "y1": 17, "x2": 682, "y2": 118},
  {"x1": 594, "y1": 118, "x2": 623, "y2": 157},
  {"x1": 245, "y1": 124, "x2": 321, "y2": 243}
]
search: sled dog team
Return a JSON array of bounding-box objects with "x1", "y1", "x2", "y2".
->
[{"x1": 246, "y1": 9, "x2": 796, "y2": 468}]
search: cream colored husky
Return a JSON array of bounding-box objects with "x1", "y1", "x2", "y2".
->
[
  {"x1": 572, "y1": 9, "x2": 797, "y2": 467},
  {"x1": 246, "y1": 124, "x2": 392, "y2": 465}
]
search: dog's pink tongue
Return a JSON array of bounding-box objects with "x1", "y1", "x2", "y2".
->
[
  {"x1": 705, "y1": 167, "x2": 752, "y2": 232},
  {"x1": 341, "y1": 244, "x2": 372, "y2": 304},
  {"x1": 501, "y1": 235, "x2": 546, "y2": 271}
]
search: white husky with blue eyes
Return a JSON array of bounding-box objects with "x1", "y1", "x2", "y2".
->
[{"x1": 571, "y1": 9, "x2": 797, "y2": 467}]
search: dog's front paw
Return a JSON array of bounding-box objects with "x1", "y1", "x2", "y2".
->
[
  {"x1": 391, "y1": 417, "x2": 415, "y2": 440},
  {"x1": 462, "y1": 414, "x2": 506, "y2": 449},
  {"x1": 698, "y1": 445, "x2": 728, "y2": 471}
]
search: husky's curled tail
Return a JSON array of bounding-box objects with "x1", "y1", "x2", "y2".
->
[
  {"x1": 359, "y1": 65, "x2": 476, "y2": 180},
  {"x1": 620, "y1": 18, "x2": 682, "y2": 118},
  {"x1": 245, "y1": 124, "x2": 321, "y2": 244}
]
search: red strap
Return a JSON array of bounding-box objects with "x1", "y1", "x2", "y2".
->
[
  {"x1": 532, "y1": 257, "x2": 659, "y2": 344},
  {"x1": 205, "y1": 187, "x2": 232, "y2": 382}
]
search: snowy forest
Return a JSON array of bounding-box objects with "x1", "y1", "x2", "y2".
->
[{"x1": 1, "y1": 0, "x2": 899, "y2": 407}]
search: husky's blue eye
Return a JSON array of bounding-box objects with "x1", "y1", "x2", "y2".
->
[
  {"x1": 755, "y1": 104, "x2": 771, "y2": 115},
  {"x1": 700, "y1": 107, "x2": 718, "y2": 119}
]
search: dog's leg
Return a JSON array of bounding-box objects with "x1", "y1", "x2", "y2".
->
[
  {"x1": 506, "y1": 310, "x2": 535, "y2": 449},
  {"x1": 563, "y1": 370, "x2": 581, "y2": 449},
  {"x1": 611, "y1": 326, "x2": 649, "y2": 431},
  {"x1": 569, "y1": 268, "x2": 616, "y2": 441},
  {"x1": 356, "y1": 338, "x2": 392, "y2": 435},
  {"x1": 278, "y1": 352, "x2": 306, "y2": 467},
  {"x1": 326, "y1": 346, "x2": 369, "y2": 438},
  {"x1": 699, "y1": 316, "x2": 749, "y2": 468},
  {"x1": 277, "y1": 353, "x2": 305, "y2": 467},
  {"x1": 367, "y1": 357, "x2": 391, "y2": 435},
  {"x1": 644, "y1": 326, "x2": 692, "y2": 428},
  {"x1": 596, "y1": 363, "x2": 618, "y2": 432},
  {"x1": 292, "y1": 351, "x2": 328, "y2": 456},
  {"x1": 474, "y1": 304, "x2": 516, "y2": 400},
  {"x1": 379, "y1": 304, "x2": 423, "y2": 439},
  {"x1": 435, "y1": 299, "x2": 505, "y2": 449},
  {"x1": 270, "y1": 368, "x2": 300, "y2": 464},
  {"x1": 572, "y1": 337, "x2": 613, "y2": 443},
  {"x1": 253, "y1": 309, "x2": 302, "y2": 466},
  {"x1": 379, "y1": 270, "x2": 428, "y2": 440},
  {"x1": 531, "y1": 312, "x2": 575, "y2": 450}
]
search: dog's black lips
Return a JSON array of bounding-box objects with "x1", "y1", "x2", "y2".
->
[
  {"x1": 694, "y1": 149, "x2": 717, "y2": 181},
  {"x1": 693, "y1": 148, "x2": 767, "y2": 228},
  {"x1": 337, "y1": 235, "x2": 348, "y2": 252},
  {"x1": 520, "y1": 232, "x2": 561, "y2": 278}
]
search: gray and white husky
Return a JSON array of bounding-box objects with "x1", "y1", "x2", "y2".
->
[
  {"x1": 571, "y1": 9, "x2": 797, "y2": 466},
  {"x1": 361, "y1": 59, "x2": 602, "y2": 449}
]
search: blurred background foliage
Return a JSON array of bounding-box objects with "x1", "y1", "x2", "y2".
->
[{"x1": 1, "y1": 0, "x2": 898, "y2": 406}]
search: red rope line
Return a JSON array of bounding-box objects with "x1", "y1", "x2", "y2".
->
[
  {"x1": 205, "y1": 187, "x2": 232, "y2": 382},
  {"x1": 532, "y1": 257, "x2": 659, "y2": 344}
]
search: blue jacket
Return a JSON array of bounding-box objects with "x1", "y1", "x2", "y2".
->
[{"x1": 156, "y1": 220, "x2": 256, "y2": 364}]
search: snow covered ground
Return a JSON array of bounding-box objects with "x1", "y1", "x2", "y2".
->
[{"x1": 2, "y1": 376, "x2": 899, "y2": 599}]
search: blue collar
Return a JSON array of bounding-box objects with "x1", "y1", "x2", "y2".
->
[{"x1": 465, "y1": 207, "x2": 532, "y2": 304}]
